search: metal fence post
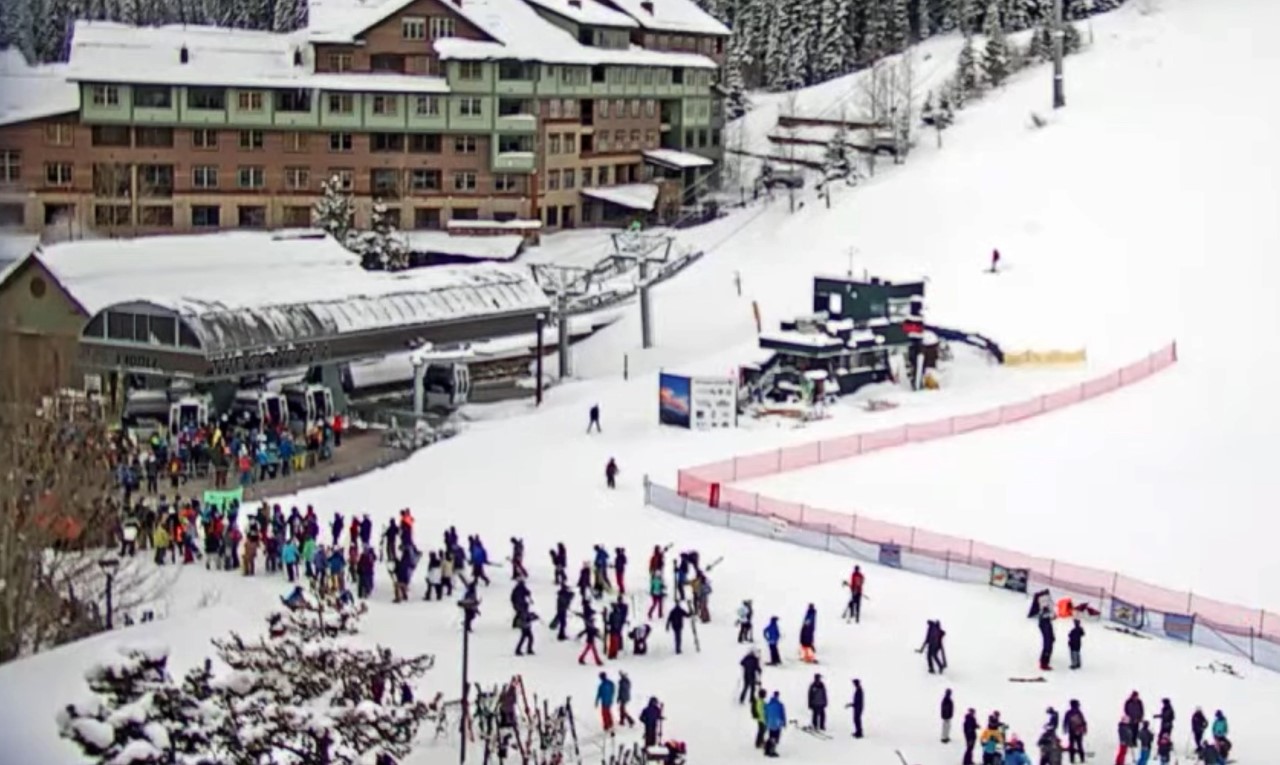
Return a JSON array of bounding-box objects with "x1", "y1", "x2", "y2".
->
[
  {"x1": 851, "y1": 514, "x2": 858, "y2": 539},
  {"x1": 966, "y1": 539, "x2": 974, "y2": 565},
  {"x1": 1110, "y1": 572, "x2": 1119, "y2": 598},
  {"x1": 799, "y1": 505, "x2": 806, "y2": 525},
  {"x1": 1048, "y1": 560, "x2": 1056, "y2": 585},
  {"x1": 909, "y1": 527, "x2": 916, "y2": 552},
  {"x1": 944, "y1": 550, "x2": 951, "y2": 580}
]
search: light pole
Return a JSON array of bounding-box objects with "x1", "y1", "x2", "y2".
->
[
  {"x1": 534, "y1": 312, "x2": 546, "y2": 407},
  {"x1": 1052, "y1": 0, "x2": 1066, "y2": 109},
  {"x1": 98, "y1": 557, "x2": 120, "y2": 630},
  {"x1": 458, "y1": 593, "x2": 479, "y2": 764}
]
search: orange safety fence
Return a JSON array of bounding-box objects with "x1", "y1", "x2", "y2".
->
[{"x1": 672, "y1": 342, "x2": 1280, "y2": 645}]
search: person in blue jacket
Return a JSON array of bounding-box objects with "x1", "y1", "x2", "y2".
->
[
  {"x1": 281, "y1": 538, "x2": 300, "y2": 582},
  {"x1": 764, "y1": 691, "x2": 786, "y2": 757},
  {"x1": 595, "y1": 672, "x2": 617, "y2": 731},
  {"x1": 1002, "y1": 737, "x2": 1031, "y2": 765},
  {"x1": 763, "y1": 617, "x2": 782, "y2": 666}
]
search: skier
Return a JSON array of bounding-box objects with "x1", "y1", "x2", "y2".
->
[
  {"x1": 577, "y1": 561, "x2": 593, "y2": 604},
  {"x1": 594, "y1": 672, "x2": 616, "y2": 731},
  {"x1": 330, "y1": 512, "x2": 343, "y2": 547},
  {"x1": 605, "y1": 457, "x2": 619, "y2": 489},
  {"x1": 736, "y1": 599, "x2": 754, "y2": 643},
  {"x1": 921, "y1": 619, "x2": 947, "y2": 673},
  {"x1": 1063, "y1": 700, "x2": 1088, "y2": 764},
  {"x1": 843, "y1": 565, "x2": 865, "y2": 623},
  {"x1": 549, "y1": 583, "x2": 573, "y2": 641},
  {"x1": 393, "y1": 548, "x2": 415, "y2": 603},
  {"x1": 606, "y1": 595, "x2": 628, "y2": 659},
  {"x1": 617, "y1": 671, "x2": 635, "y2": 727},
  {"x1": 578, "y1": 612, "x2": 603, "y2": 666},
  {"x1": 799, "y1": 604, "x2": 817, "y2": 663},
  {"x1": 592, "y1": 545, "x2": 611, "y2": 598},
  {"x1": 752, "y1": 688, "x2": 769, "y2": 750},
  {"x1": 648, "y1": 566, "x2": 667, "y2": 619},
  {"x1": 1123, "y1": 693, "x2": 1144, "y2": 746},
  {"x1": 990, "y1": 248, "x2": 1001, "y2": 273},
  {"x1": 469, "y1": 536, "x2": 491, "y2": 586},
  {"x1": 640, "y1": 697, "x2": 664, "y2": 747},
  {"x1": 588, "y1": 403, "x2": 602, "y2": 433},
  {"x1": 806, "y1": 673, "x2": 828, "y2": 731},
  {"x1": 666, "y1": 600, "x2": 688, "y2": 654},
  {"x1": 1154, "y1": 699, "x2": 1174, "y2": 738},
  {"x1": 550, "y1": 542, "x2": 568, "y2": 586},
  {"x1": 763, "y1": 616, "x2": 782, "y2": 666},
  {"x1": 628, "y1": 623, "x2": 651, "y2": 655},
  {"x1": 614, "y1": 547, "x2": 627, "y2": 594},
  {"x1": 1211, "y1": 711, "x2": 1230, "y2": 758},
  {"x1": 1191, "y1": 708, "x2": 1208, "y2": 749},
  {"x1": 1067, "y1": 619, "x2": 1085, "y2": 669},
  {"x1": 941, "y1": 689, "x2": 954, "y2": 744},
  {"x1": 384, "y1": 520, "x2": 401, "y2": 562},
  {"x1": 1136, "y1": 721, "x2": 1153, "y2": 765},
  {"x1": 1038, "y1": 607, "x2": 1056, "y2": 670},
  {"x1": 510, "y1": 578, "x2": 532, "y2": 620},
  {"x1": 423, "y1": 552, "x2": 443, "y2": 601},
  {"x1": 359, "y1": 514, "x2": 372, "y2": 548},
  {"x1": 845, "y1": 679, "x2": 865, "y2": 739},
  {"x1": 648, "y1": 544, "x2": 666, "y2": 576},
  {"x1": 514, "y1": 609, "x2": 538, "y2": 656},
  {"x1": 510, "y1": 536, "x2": 528, "y2": 580},
  {"x1": 739, "y1": 647, "x2": 762, "y2": 704},
  {"x1": 964, "y1": 708, "x2": 980, "y2": 765},
  {"x1": 764, "y1": 691, "x2": 786, "y2": 757}
]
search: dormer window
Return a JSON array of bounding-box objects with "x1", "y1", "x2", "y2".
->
[{"x1": 402, "y1": 16, "x2": 426, "y2": 40}]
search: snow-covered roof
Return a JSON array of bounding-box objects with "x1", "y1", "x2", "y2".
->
[
  {"x1": 64, "y1": 22, "x2": 449, "y2": 93},
  {"x1": 581, "y1": 183, "x2": 661, "y2": 211},
  {"x1": 759, "y1": 330, "x2": 845, "y2": 349},
  {"x1": 643, "y1": 148, "x2": 714, "y2": 170},
  {"x1": 0, "y1": 49, "x2": 80, "y2": 127},
  {"x1": 602, "y1": 0, "x2": 730, "y2": 36},
  {"x1": 524, "y1": 0, "x2": 639, "y2": 28},
  {"x1": 447, "y1": 219, "x2": 543, "y2": 231},
  {"x1": 431, "y1": 0, "x2": 716, "y2": 68},
  {"x1": 402, "y1": 231, "x2": 526, "y2": 261},
  {"x1": 307, "y1": 0, "x2": 496, "y2": 44},
  {"x1": 0, "y1": 230, "x2": 40, "y2": 265}
]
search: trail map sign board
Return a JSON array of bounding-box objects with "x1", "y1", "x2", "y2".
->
[{"x1": 659, "y1": 374, "x2": 738, "y2": 430}]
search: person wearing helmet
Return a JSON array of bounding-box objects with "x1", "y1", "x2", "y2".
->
[{"x1": 1003, "y1": 737, "x2": 1031, "y2": 765}]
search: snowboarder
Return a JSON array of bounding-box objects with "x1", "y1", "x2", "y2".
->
[
  {"x1": 605, "y1": 457, "x2": 619, "y2": 489},
  {"x1": 588, "y1": 404, "x2": 601, "y2": 433},
  {"x1": 799, "y1": 604, "x2": 817, "y2": 663},
  {"x1": 764, "y1": 691, "x2": 786, "y2": 757},
  {"x1": 550, "y1": 584, "x2": 573, "y2": 641},
  {"x1": 807, "y1": 673, "x2": 828, "y2": 731},
  {"x1": 941, "y1": 689, "x2": 954, "y2": 743},
  {"x1": 845, "y1": 679, "x2": 864, "y2": 739},
  {"x1": 1067, "y1": 619, "x2": 1085, "y2": 669},
  {"x1": 594, "y1": 672, "x2": 616, "y2": 730},
  {"x1": 843, "y1": 565, "x2": 865, "y2": 623},
  {"x1": 921, "y1": 619, "x2": 947, "y2": 673},
  {"x1": 736, "y1": 599, "x2": 754, "y2": 643},
  {"x1": 1063, "y1": 700, "x2": 1088, "y2": 764},
  {"x1": 763, "y1": 616, "x2": 782, "y2": 666},
  {"x1": 1154, "y1": 699, "x2": 1174, "y2": 737},
  {"x1": 666, "y1": 601, "x2": 688, "y2": 654},
  {"x1": 639, "y1": 697, "x2": 664, "y2": 748},
  {"x1": 617, "y1": 671, "x2": 635, "y2": 727},
  {"x1": 964, "y1": 708, "x2": 980, "y2": 765},
  {"x1": 514, "y1": 609, "x2": 538, "y2": 656},
  {"x1": 740, "y1": 648, "x2": 762, "y2": 704}
]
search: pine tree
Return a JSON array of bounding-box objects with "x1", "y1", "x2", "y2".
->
[
  {"x1": 936, "y1": 0, "x2": 959, "y2": 32},
  {"x1": 1000, "y1": 0, "x2": 1028, "y2": 31},
  {"x1": 815, "y1": 0, "x2": 850, "y2": 81},
  {"x1": 781, "y1": 0, "x2": 810, "y2": 88},
  {"x1": 1, "y1": 0, "x2": 37, "y2": 63},
  {"x1": 886, "y1": 0, "x2": 910, "y2": 54},
  {"x1": 912, "y1": 0, "x2": 930, "y2": 42},
  {"x1": 981, "y1": 0, "x2": 1009, "y2": 87},
  {"x1": 348, "y1": 203, "x2": 409, "y2": 272},
  {"x1": 955, "y1": 33, "x2": 981, "y2": 99},
  {"x1": 313, "y1": 175, "x2": 356, "y2": 243},
  {"x1": 1062, "y1": 21, "x2": 1083, "y2": 54},
  {"x1": 822, "y1": 122, "x2": 853, "y2": 181},
  {"x1": 724, "y1": 41, "x2": 750, "y2": 118},
  {"x1": 1028, "y1": 22, "x2": 1051, "y2": 62},
  {"x1": 861, "y1": 0, "x2": 888, "y2": 63},
  {"x1": 271, "y1": 0, "x2": 306, "y2": 31}
]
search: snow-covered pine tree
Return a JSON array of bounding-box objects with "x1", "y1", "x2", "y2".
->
[
  {"x1": 313, "y1": 174, "x2": 356, "y2": 243},
  {"x1": 1062, "y1": 21, "x2": 1083, "y2": 53},
  {"x1": 781, "y1": 0, "x2": 810, "y2": 89},
  {"x1": 724, "y1": 41, "x2": 750, "y2": 118},
  {"x1": 912, "y1": 0, "x2": 931, "y2": 42},
  {"x1": 1, "y1": 0, "x2": 38, "y2": 63},
  {"x1": 1000, "y1": 0, "x2": 1028, "y2": 31},
  {"x1": 760, "y1": 0, "x2": 788, "y2": 90},
  {"x1": 861, "y1": 0, "x2": 888, "y2": 64},
  {"x1": 886, "y1": 0, "x2": 910, "y2": 54},
  {"x1": 271, "y1": 0, "x2": 306, "y2": 31},
  {"x1": 814, "y1": 0, "x2": 850, "y2": 82},
  {"x1": 981, "y1": 1, "x2": 1009, "y2": 87},
  {"x1": 935, "y1": 0, "x2": 959, "y2": 32},
  {"x1": 955, "y1": 34, "x2": 981, "y2": 100},
  {"x1": 822, "y1": 121, "x2": 853, "y2": 181},
  {"x1": 1027, "y1": 22, "x2": 1051, "y2": 62}
]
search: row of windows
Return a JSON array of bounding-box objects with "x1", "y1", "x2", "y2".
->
[
  {"x1": 91, "y1": 84, "x2": 460, "y2": 118},
  {"x1": 543, "y1": 163, "x2": 645, "y2": 192},
  {"x1": 75, "y1": 126, "x2": 486, "y2": 154},
  {"x1": 86, "y1": 202, "x2": 500, "y2": 231}
]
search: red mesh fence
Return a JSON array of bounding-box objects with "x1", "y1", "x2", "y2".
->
[{"x1": 673, "y1": 342, "x2": 1280, "y2": 642}]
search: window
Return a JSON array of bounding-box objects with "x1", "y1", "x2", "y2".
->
[
  {"x1": 44, "y1": 162, "x2": 73, "y2": 187},
  {"x1": 451, "y1": 206, "x2": 479, "y2": 221},
  {"x1": 237, "y1": 91, "x2": 264, "y2": 111},
  {"x1": 413, "y1": 207, "x2": 441, "y2": 229},
  {"x1": 402, "y1": 16, "x2": 426, "y2": 39},
  {"x1": 191, "y1": 205, "x2": 220, "y2": 227},
  {"x1": 284, "y1": 166, "x2": 310, "y2": 190},
  {"x1": 630, "y1": 129, "x2": 641, "y2": 148},
  {"x1": 498, "y1": 61, "x2": 535, "y2": 80},
  {"x1": 371, "y1": 54, "x2": 406, "y2": 73},
  {"x1": 564, "y1": 133, "x2": 577, "y2": 154},
  {"x1": 192, "y1": 129, "x2": 218, "y2": 149},
  {"x1": 592, "y1": 65, "x2": 607, "y2": 84},
  {"x1": 91, "y1": 85, "x2": 120, "y2": 106},
  {"x1": 645, "y1": 99, "x2": 656, "y2": 118},
  {"x1": 409, "y1": 134, "x2": 441, "y2": 153},
  {"x1": 458, "y1": 61, "x2": 484, "y2": 80},
  {"x1": 283, "y1": 132, "x2": 308, "y2": 152},
  {"x1": 711, "y1": 128, "x2": 721, "y2": 147},
  {"x1": 327, "y1": 93, "x2": 354, "y2": 114},
  {"x1": 459, "y1": 97, "x2": 483, "y2": 117},
  {"x1": 371, "y1": 133, "x2": 405, "y2": 152},
  {"x1": 545, "y1": 206, "x2": 558, "y2": 226},
  {"x1": 329, "y1": 132, "x2": 354, "y2": 152},
  {"x1": 92, "y1": 164, "x2": 130, "y2": 197},
  {"x1": 239, "y1": 130, "x2": 264, "y2": 150},
  {"x1": 0, "y1": 151, "x2": 20, "y2": 182},
  {"x1": 672, "y1": 68, "x2": 684, "y2": 85},
  {"x1": 498, "y1": 134, "x2": 530, "y2": 153},
  {"x1": 494, "y1": 174, "x2": 519, "y2": 193},
  {"x1": 330, "y1": 169, "x2": 354, "y2": 191},
  {"x1": 94, "y1": 205, "x2": 131, "y2": 226},
  {"x1": 134, "y1": 86, "x2": 172, "y2": 108},
  {"x1": 238, "y1": 205, "x2": 267, "y2": 228},
  {"x1": 628, "y1": 67, "x2": 638, "y2": 84},
  {"x1": 698, "y1": 128, "x2": 709, "y2": 147},
  {"x1": 327, "y1": 52, "x2": 353, "y2": 72},
  {"x1": 415, "y1": 96, "x2": 441, "y2": 116},
  {"x1": 547, "y1": 169, "x2": 560, "y2": 191},
  {"x1": 642, "y1": 68, "x2": 654, "y2": 85},
  {"x1": 453, "y1": 171, "x2": 476, "y2": 191},
  {"x1": 237, "y1": 166, "x2": 265, "y2": 189},
  {"x1": 429, "y1": 17, "x2": 455, "y2": 38},
  {"x1": 453, "y1": 135, "x2": 477, "y2": 154},
  {"x1": 561, "y1": 67, "x2": 586, "y2": 86},
  {"x1": 371, "y1": 168, "x2": 401, "y2": 198},
  {"x1": 44, "y1": 123, "x2": 74, "y2": 146},
  {"x1": 282, "y1": 206, "x2": 311, "y2": 227},
  {"x1": 685, "y1": 129, "x2": 695, "y2": 146},
  {"x1": 410, "y1": 168, "x2": 441, "y2": 192},
  {"x1": 275, "y1": 90, "x2": 312, "y2": 112},
  {"x1": 563, "y1": 99, "x2": 577, "y2": 118},
  {"x1": 548, "y1": 134, "x2": 561, "y2": 154},
  {"x1": 548, "y1": 99, "x2": 561, "y2": 119},
  {"x1": 191, "y1": 165, "x2": 218, "y2": 189},
  {"x1": 493, "y1": 211, "x2": 517, "y2": 222},
  {"x1": 372, "y1": 95, "x2": 399, "y2": 115},
  {"x1": 187, "y1": 87, "x2": 226, "y2": 110},
  {"x1": 609, "y1": 99, "x2": 623, "y2": 117},
  {"x1": 645, "y1": 129, "x2": 657, "y2": 148},
  {"x1": 139, "y1": 206, "x2": 174, "y2": 226},
  {"x1": 498, "y1": 98, "x2": 531, "y2": 117},
  {"x1": 597, "y1": 132, "x2": 609, "y2": 152},
  {"x1": 614, "y1": 129, "x2": 626, "y2": 147},
  {"x1": 562, "y1": 169, "x2": 575, "y2": 189},
  {"x1": 136, "y1": 127, "x2": 174, "y2": 147}
]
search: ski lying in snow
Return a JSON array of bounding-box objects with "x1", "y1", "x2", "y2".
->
[
  {"x1": 1197, "y1": 661, "x2": 1244, "y2": 678},
  {"x1": 1104, "y1": 625, "x2": 1152, "y2": 639},
  {"x1": 788, "y1": 720, "x2": 832, "y2": 739},
  {"x1": 894, "y1": 750, "x2": 911, "y2": 765},
  {"x1": 1009, "y1": 677, "x2": 1048, "y2": 683}
]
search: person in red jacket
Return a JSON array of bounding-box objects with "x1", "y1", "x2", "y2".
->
[{"x1": 843, "y1": 566, "x2": 865, "y2": 623}]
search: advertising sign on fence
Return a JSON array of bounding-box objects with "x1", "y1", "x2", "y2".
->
[
  {"x1": 659, "y1": 373, "x2": 692, "y2": 428},
  {"x1": 203, "y1": 487, "x2": 244, "y2": 511},
  {"x1": 879, "y1": 543, "x2": 902, "y2": 569},
  {"x1": 990, "y1": 563, "x2": 1030, "y2": 593},
  {"x1": 1111, "y1": 598, "x2": 1146, "y2": 629},
  {"x1": 690, "y1": 376, "x2": 738, "y2": 430},
  {"x1": 1164, "y1": 613, "x2": 1195, "y2": 643}
]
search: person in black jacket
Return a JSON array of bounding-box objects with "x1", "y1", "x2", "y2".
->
[
  {"x1": 1123, "y1": 692, "x2": 1145, "y2": 745},
  {"x1": 1137, "y1": 720, "x2": 1154, "y2": 762},
  {"x1": 1191, "y1": 708, "x2": 1208, "y2": 749},
  {"x1": 940, "y1": 689, "x2": 954, "y2": 743},
  {"x1": 1154, "y1": 699, "x2": 1174, "y2": 737},
  {"x1": 1038, "y1": 608, "x2": 1056, "y2": 671},
  {"x1": 1063, "y1": 699, "x2": 1088, "y2": 764},
  {"x1": 549, "y1": 584, "x2": 573, "y2": 641},
  {"x1": 666, "y1": 602, "x2": 688, "y2": 654},
  {"x1": 921, "y1": 620, "x2": 947, "y2": 673},
  {"x1": 807, "y1": 674, "x2": 828, "y2": 731},
  {"x1": 1067, "y1": 619, "x2": 1085, "y2": 669},
  {"x1": 846, "y1": 678, "x2": 864, "y2": 738},
  {"x1": 963, "y1": 708, "x2": 980, "y2": 765},
  {"x1": 740, "y1": 648, "x2": 762, "y2": 704}
]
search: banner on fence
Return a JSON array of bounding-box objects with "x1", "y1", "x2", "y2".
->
[
  {"x1": 203, "y1": 487, "x2": 244, "y2": 511},
  {"x1": 770, "y1": 517, "x2": 790, "y2": 538},
  {"x1": 1111, "y1": 598, "x2": 1146, "y2": 629},
  {"x1": 659, "y1": 373, "x2": 692, "y2": 428},
  {"x1": 1163, "y1": 613, "x2": 1195, "y2": 643},
  {"x1": 990, "y1": 563, "x2": 1030, "y2": 593},
  {"x1": 879, "y1": 543, "x2": 902, "y2": 569}
]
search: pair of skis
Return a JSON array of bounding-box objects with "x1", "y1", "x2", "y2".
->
[{"x1": 788, "y1": 719, "x2": 832, "y2": 740}]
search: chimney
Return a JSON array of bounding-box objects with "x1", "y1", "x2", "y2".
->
[
  {"x1": 179, "y1": 44, "x2": 189, "y2": 64},
  {"x1": 640, "y1": 0, "x2": 654, "y2": 13}
]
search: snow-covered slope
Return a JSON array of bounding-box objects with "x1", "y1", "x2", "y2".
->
[{"x1": 4, "y1": 1, "x2": 1279, "y2": 764}]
